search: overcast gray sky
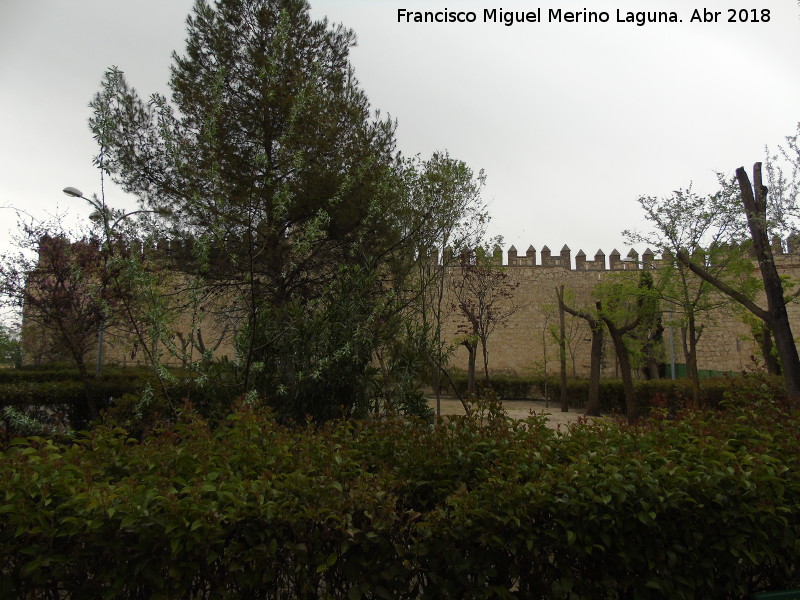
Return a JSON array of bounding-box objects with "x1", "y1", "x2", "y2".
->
[{"x1": 2, "y1": 0, "x2": 799, "y2": 262}]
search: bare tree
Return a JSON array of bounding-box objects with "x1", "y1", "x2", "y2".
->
[
  {"x1": 592, "y1": 272, "x2": 661, "y2": 422},
  {"x1": 557, "y1": 286, "x2": 569, "y2": 412},
  {"x1": 411, "y1": 152, "x2": 488, "y2": 414},
  {"x1": 678, "y1": 163, "x2": 800, "y2": 402},
  {"x1": 451, "y1": 245, "x2": 520, "y2": 394},
  {"x1": 556, "y1": 286, "x2": 604, "y2": 417},
  {"x1": 0, "y1": 223, "x2": 123, "y2": 425},
  {"x1": 625, "y1": 187, "x2": 742, "y2": 402}
]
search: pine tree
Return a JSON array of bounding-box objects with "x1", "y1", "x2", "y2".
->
[{"x1": 91, "y1": 0, "x2": 405, "y2": 395}]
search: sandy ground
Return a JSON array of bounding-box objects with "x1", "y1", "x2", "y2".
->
[{"x1": 427, "y1": 397, "x2": 608, "y2": 429}]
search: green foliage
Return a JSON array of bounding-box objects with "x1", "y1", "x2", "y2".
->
[
  {"x1": 0, "y1": 367, "x2": 84, "y2": 384},
  {"x1": 410, "y1": 151, "x2": 490, "y2": 414},
  {"x1": 0, "y1": 324, "x2": 20, "y2": 368},
  {"x1": 0, "y1": 375, "x2": 146, "y2": 442},
  {"x1": 2, "y1": 396, "x2": 799, "y2": 598},
  {"x1": 88, "y1": 0, "x2": 482, "y2": 418},
  {"x1": 408, "y1": 151, "x2": 488, "y2": 253},
  {"x1": 624, "y1": 184, "x2": 763, "y2": 398},
  {"x1": 373, "y1": 322, "x2": 435, "y2": 422},
  {"x1": 91, "y1": 0, "x2": 406, "y2": 312},
  {"x1": 451, "y1": 241, "x2": 520, "y2": 390},
  {"x1": 0, "y1": 380, "x2": 86, "y2": 408},
  {"x1": 0, "y1": 365, "x2": 147, "y2": 384},
  {"x1": 1, "y1": 229, "x2": 108, "y2": 375},
  {"x1": 448, "y1": 373, "x2": 547, "y2": 400},
  {"x1": 542, "y1": 377, "x2": 727, "y2": 415},
  {"x1": 447, "y1": 372, "x2": 783, "y2": 416},
  {"x1": 719, "y1": 371, "x2": 789, "y2": 409},
  {"x1": 241, "y1": 262, "x2": 428, "y2": 423}
]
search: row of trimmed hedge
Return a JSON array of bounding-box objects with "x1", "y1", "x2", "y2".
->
[
  {"x1": 0, "y1": 378, "x2": 145, "y2": 442},
  {"x1": 2, "y1": 389, "x2": 799, "y2": 599},
  {"x1": 0, "y1": 368, "x2": 157, "y2": 441},
  {"x1": 0, "y1": 364, "x2": 254, "y2": 441},
  {"x1": 0, "y1": 365, "x2": 147, "y2": 384},
  {"x1": 0, "y1": 364, "x2": 84, "y2": 383},
  {"x1": 1, "y1": 367, "x2": 782, "y2": 442},
  {"x1": 0, "y1": 378, "x2": 144, "y2": 411},
  {"x1": 448, "y1": 373, "x2": 783, "y2": 414}
]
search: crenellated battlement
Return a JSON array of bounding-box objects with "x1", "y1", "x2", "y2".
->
[
  {"x1": 94, "y1": 234, "x2": 800, "y2": 272},
  {"x1": 448, "y1": 243, "x2": 654, "y2": 271},
  {"x1": 25, "y1": 233, "x2": 800, "y2": 377},
  {"x1": 442, "y1": 236, "x2": 800, "y2": 271},
  {"x1": 434, "y1": 236, "x2": 800, "y2": 379}
]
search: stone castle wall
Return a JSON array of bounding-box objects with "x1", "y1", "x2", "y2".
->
[
  {"x1": 441, "y1": 243, "x2": 800, "y2": 378},
  {"x1": 22, "y1": 238, "x2": 800, "y2": 379}
]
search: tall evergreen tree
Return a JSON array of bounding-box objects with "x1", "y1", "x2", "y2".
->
[
  {"x1": 93, "y1": 0, "x2": 401, "y2": 295},
  {"x1": 90, "y1": 0, "x2": 407, "y2": 397}
]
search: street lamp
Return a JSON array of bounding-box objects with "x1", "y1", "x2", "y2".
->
[
  {"x1": 63, "y1": 185, "x2": 162, "y2": 377},
  {"x1": 63, "y1": 187, "x2": 157, "y2": 234},
  {"x1": 63, "y1": 186, "x2": 114, "y2": 378},
  {"x1": 665, "y1": 309, "x2": 676, "y2": 380},
  {"x1": 62, "y1": 186, "x2": 85, "y2": 199}
]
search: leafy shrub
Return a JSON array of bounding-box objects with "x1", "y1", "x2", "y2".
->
[
  {"x1": 0, "y1": 380, "x2": 85, "y2": 407},
  {"x1": 0, "y1": 364, "x2": 244, "y2": 438},
  {"x1": 0, "y1": 373, "x2": 150, "y2": 441},
  {"x1": 2, "y1": 397, "x2": 799, "y2": 598},
  {"x1": 239, "y1": 266, "x2": 381, "y2": 423},
  {"x1": 718, "y1": 372, "x2": 787, "y2": 409},
  {"x1": 448, "y1": 373, "x2": 783, "y2": 417},
  {"x1": 448, "y1": 373, "x2": 550, "y2": 400},
  {"x1": 0, "y1": 365, "x2": 148, "y2": 384},
  {"x1": 0, "y1": 367, "x2": 85, "y2": 384}
]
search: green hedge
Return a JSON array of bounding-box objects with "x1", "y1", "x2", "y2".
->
[
  {"x1": 0, "y1": 380, "x2": 142, "y2": 411},
  {"x1": 0, "y1": 380, "x2": 85, "y2": 407},
  {"x1": 449, "y1": 373, "x2": 783, "y2": 415},
  {"x1": 0, "y1": 375, "x2": 145, "y2": 440},
  {"x1": 0, "y1": 365, "x2": 244, "y2": 439},
  {"x1": 1, "y1": 395, "x2": 799, "y2": 599},
  {"x1": 0, "y1": 366, "x2": 146, "y2": 384},
  {"x1": 0, "y1": 370, "x2": 87, "y2": 384}
]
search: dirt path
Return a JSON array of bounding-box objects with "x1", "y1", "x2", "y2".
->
[{"x1": 427, "y1": 398, "x2": 608, "y2": 429}]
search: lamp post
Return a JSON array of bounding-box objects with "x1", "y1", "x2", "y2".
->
[
  {"x1": 63, "y1": 187, "x2": 157, "y2": 238},
  {"x1": 62, "y1": 186, "x2": 159, "y2": 377},
  {"x1": 666, "y1": 309, "x2": 676, "y2": 380}
]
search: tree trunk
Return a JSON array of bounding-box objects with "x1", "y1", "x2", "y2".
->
[
  {"x1": 438, "y1": 365, "x2": 472, "y2": 417},
  {"x1": 737, "y1": 165, "x2": 800, "y2": 400},
  {"x1": 607, "y1": 328, "x2": 638, "y2": 423},
  {"x1": 755, "y1": 322, "x2": 781, "y2": 376},
  {"x1": 642, "y1": 321, "x2": 663, "y2": 381},
  {"x1": 587, "y1": 322, "x2": 603, "y2": 417},
  {"x1": 73, "y1": 356, "x2": 97, "y2": 429},
  {"x1": 646, "y1": 355, "x2": 660, "y2": 380},
  {"x1": 432, "y1": 258, "x2": 448, "y2": 417},
  {"x1": 676, "y1": 164, "x2": 800, "y2": 404},
  {"x1": 558, "y1": 289, "x2": 568, "y2": 412},
  {"x1": 684, "y1": 315, "x2": 701, "y2": 405},
  {"x1": 463, "y1": 339, "x2": 477, "y2": 396},
  {"x1": 481, "y1": 339, "x2": 491, "y2": 384},
  {"x1": 597, "y1": 298, "x2": 641, "y2": 424},
  {"x1": 556, "y1": 286, "x2": 604, "y2": 416}
]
